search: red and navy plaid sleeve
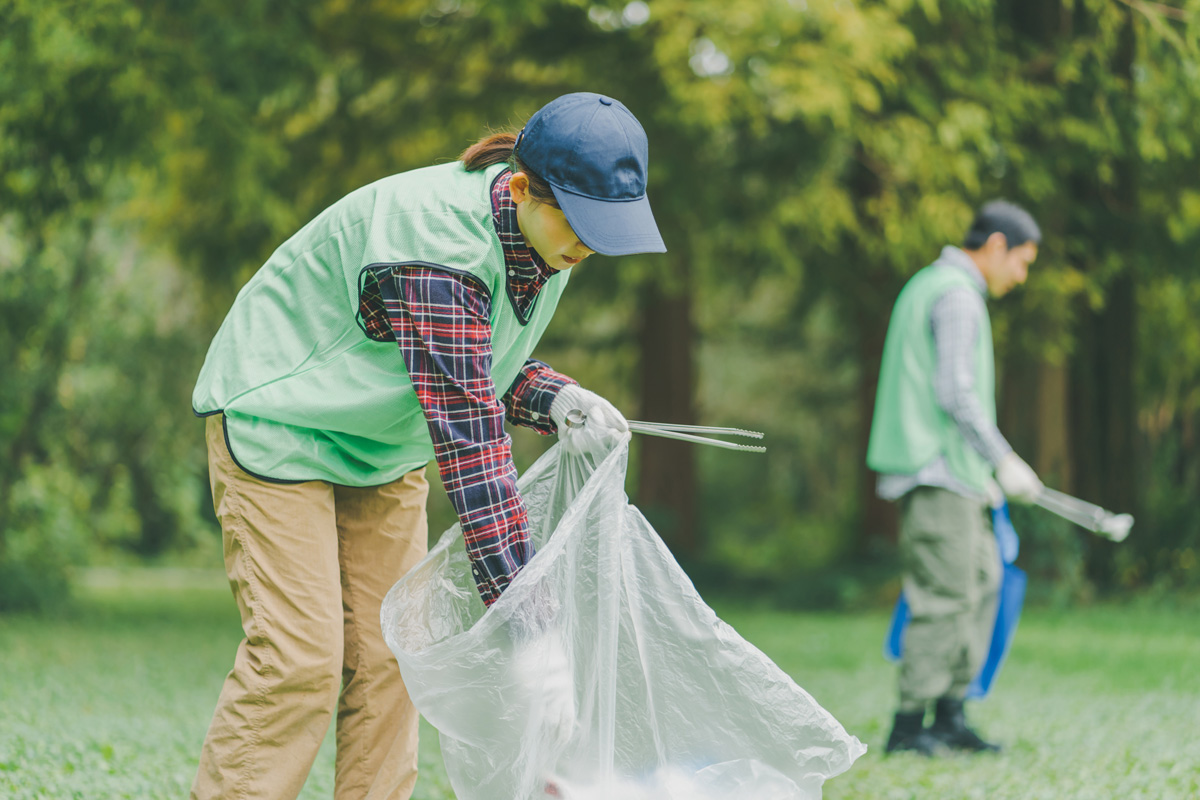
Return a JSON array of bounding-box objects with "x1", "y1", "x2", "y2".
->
[
  {"x1": 503, "y1": 359, "x2": 575, "y2": 433},
  {"x1": 379, "y1": 266, "x2": 534, "y2": 606},
  {"x1": 363, "y1": 168, "x2": 582, "y2": 606}
]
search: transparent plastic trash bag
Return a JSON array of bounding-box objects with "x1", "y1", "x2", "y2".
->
[{"x1": 381, "y1": 423, "x2": 865, "y2": 800}]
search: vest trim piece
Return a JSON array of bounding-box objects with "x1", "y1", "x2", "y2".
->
[{"x1": 354, "y1": 261, "x2": 492, "y2": 341}]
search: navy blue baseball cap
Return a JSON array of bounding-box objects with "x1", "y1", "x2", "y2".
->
[{"x1": 515, "y1": 92, "x2": 667, "y2": 257}]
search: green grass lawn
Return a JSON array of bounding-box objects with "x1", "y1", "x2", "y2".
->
[
  {"x1": 716, "y1": 601, "x2": 1200, "y2": 800},
  {"x1": 1, "y1": 568, "x2": 1197, "y2": 799}
]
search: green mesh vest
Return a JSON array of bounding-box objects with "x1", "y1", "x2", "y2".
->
[
  {"x1": 866, "y1": 263, "x2": 995, "y2": 493},
  {"x1": 192, "y1": 162, "x2": 569, "y2": 486}
]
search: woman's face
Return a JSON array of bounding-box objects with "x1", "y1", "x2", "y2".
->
[{"x1": 510, "y1": 172, "x2": 595, "y2": 271}]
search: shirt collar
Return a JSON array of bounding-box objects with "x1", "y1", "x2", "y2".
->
[
  {"x1": 491, "y1": 169, "x2": 555, "y2": 281},
  {"x1": 935, "y1": 245, "x2": 987, "y2": 294}
]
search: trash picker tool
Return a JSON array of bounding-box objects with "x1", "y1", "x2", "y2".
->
[
  {"x1": 1035, "y1": 487, "x2": 1133, "y2": 542},
  {"x1": 564, "y1": 411, "x2": 766, "y2": 453}
]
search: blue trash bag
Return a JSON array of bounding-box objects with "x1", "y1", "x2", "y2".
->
[{"x1": 883, "y1": 502, "x2": 1027, "y2": 699}]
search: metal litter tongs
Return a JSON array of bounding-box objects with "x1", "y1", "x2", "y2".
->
[
  {"x1": 565, "y1": 410, "x2": 766, "y2": 453},
  {"x1": 1035, "y1": 487, "x2": 1134, "y2": 542}
]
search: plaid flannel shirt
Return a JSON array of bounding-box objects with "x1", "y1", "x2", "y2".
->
[{"x1": 358, "y1": 170, "x2": 574, "y2": 606}]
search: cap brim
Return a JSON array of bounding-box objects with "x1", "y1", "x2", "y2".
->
[{"x1": 553, "y1": 186, "x2": 667, "y2": 257}]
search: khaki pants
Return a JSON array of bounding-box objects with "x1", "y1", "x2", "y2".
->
[
  {"x1": 897, "y1": 486, "x2": 1001, "y2": 712},
  {"x1": 192, "y1": 416, "x2": 429, "y2": 800}
]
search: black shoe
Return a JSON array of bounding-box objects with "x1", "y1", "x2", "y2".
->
[
  {"x1": 885, "y1": 711, "x2": 949, "y2": 757},
  {"x1": 928, "y1": 698, "x2": 1002, "y2": 753}
]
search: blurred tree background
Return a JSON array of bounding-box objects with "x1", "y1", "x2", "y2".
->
[{"x1": 2, "y1": 0, "x2": 1198, "y2": 612}]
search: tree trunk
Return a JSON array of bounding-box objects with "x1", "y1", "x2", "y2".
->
[
  {"x1": 1068, "y1": 6, "x2": 1138, "y2": 590},
  {"x1": 636, "y1": 253, "x2": 698, "y2": 557},
  {"x1": 856, "y1": 305, "x2": 897, "y2": 551},
  {"x1": 1070, "y1": 271, "x2": 1137, "y2": 586},
  {"x1": 997, "y1": 346, "x2": 1073, "y2": 484},
  {"x1": 1035, "y1": 361, "x2": 1072, "y2": 486},
  {"x1": 845, "y1": 136, "x2": 903, "y2": 553}
]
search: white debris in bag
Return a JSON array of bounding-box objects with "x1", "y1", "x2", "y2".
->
[
  {"x1": 542, "y1": 760, "x2": 818, "y2": 800},
  {"x1": 381, "y1": 423, "x2": 866, "y2": 800}
]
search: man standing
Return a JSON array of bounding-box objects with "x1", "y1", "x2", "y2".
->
[{"x1": 867, "y1": 201, "x2": 1044, "y2": 756}]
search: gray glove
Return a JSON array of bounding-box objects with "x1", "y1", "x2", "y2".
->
[
  {"x1": 549, "y1": 384, "x2": 628, "y2": 435},
  {"x1": 995, "y1": 452, "x2": 1043, "y2": 505},
  {"x1": 985, "y1": 478, "x2": 1005, "y2": 509}
]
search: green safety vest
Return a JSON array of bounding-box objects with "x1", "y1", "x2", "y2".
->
[
  {"x1": 192, "y1": 162, "x2": 569, "y2": 486},
  {"x1": 866, "y1": 262, "x2": 995, "y2": 493}
]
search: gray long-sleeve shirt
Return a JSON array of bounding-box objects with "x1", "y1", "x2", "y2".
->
[{"x1": 876, "y1": 246, "x2": 1013, "y2": 502}]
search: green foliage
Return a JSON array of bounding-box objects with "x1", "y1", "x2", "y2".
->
[
  {"x1": 1130, "y1": 275, "x2": 1200, "y2": 587},
  {"x1": 0, "y1": 1, "x2": 218, "y2": 609},
  {"x1": 0, "y1": 0, "x2": 160, "y2": 218},
  {"x1": 4, "y1": 0, "x2": 1200, "y2": 607},
  {"x1": 0, "y1": 195, "x2": 213, "y2": 611}
]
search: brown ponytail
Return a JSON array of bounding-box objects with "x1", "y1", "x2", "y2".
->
[
  {"x1": 460, "y1": 131, "x2": 559, "y2": 208},
  {"x1": 460, "y1": 132, "x2": 516, "y2": 170}
]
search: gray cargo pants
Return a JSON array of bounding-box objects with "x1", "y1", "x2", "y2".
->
[{"x1": 897, "y1": 486, "x2": 1002, "y2": 712}]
